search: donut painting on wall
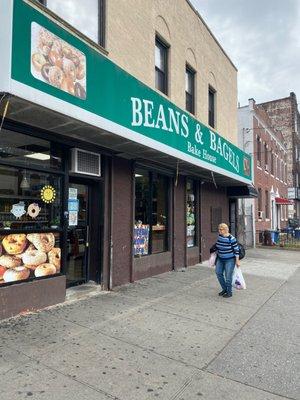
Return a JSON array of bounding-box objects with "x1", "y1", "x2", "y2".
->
[
  {"x1": 0, "y1": 232, "x2": 61, "y2": 285},
  {"x1": 31, "y1": 22, "x2": 86, "y2": 100}
]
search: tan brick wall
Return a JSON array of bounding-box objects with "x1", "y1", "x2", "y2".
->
[{"x1": 106, "y1": 0, "x2": 238, "y2": 144}]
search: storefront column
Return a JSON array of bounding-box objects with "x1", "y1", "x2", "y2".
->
[
  {"x1": 186, "y1": 180, "x2": 200, "y2": 266},
  {"x1": 101, "y1": 156, "x2": 112, "y2": 290},
  {"x1": 173, "y1": 176, "x2": 186, "y2": 270},
  {"x1": 111, "y1": 158, "x2": 133, "y2": 287}
]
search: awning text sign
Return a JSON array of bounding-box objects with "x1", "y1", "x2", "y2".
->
[
  {"x1": 131, "y1": 97, "x2": 241, "y2": 174},
  {"x1": 9, "y1": 0, "x2": 252, "y2": 182}
]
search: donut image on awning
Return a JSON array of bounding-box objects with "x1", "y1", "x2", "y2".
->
[{"x1": 31, "y1": 22, "x2": 86, "y2": 100}]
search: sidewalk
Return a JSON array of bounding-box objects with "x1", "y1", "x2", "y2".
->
[{"x1": 1, "y1": 248, "x2": 299, "y2": 400}]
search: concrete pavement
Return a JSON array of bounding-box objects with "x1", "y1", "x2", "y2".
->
[{"x1": 0, "y1": 248, "x2": 299, "y2": 400}]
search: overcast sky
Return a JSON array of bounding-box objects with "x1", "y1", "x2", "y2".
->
[{"x1": 189, "y1": 0, "x2": 300, "y2": 106}]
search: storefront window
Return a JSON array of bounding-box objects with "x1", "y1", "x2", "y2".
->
[
  {"x1": 186, "y1": 179, "x2": 196, "y2": 247},
  {"x1": 134, "y1": 169, "x2": 169, "y2": 256},
  {"x1": 0, "y1": 165, "x2": 62, "y2": 231},
  {"x1": 0, "y1": 129, "x2": 62, "y2": 170},
  {"x1": 0, "y1": 164, "x2": 62, "y2": 286},
  {"x1": 134, "y1": 170, "x2": 150, "y2": 256},
  {"x1": 152, "y1": 173, "x2": 168, "y2": 253}
]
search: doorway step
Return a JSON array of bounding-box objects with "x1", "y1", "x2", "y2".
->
[{"x1": 66, "y1": 281, "x2": 105, "y2": 302}]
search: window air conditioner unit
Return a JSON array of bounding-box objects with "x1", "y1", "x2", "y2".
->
[
  {"x1": 70, "y1": 148, "x2": 101, "y2": 177},
  {"x1": 258, "y1": 211, "x2": 264, "y2": 219}
]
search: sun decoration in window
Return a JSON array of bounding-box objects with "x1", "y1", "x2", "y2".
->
[{"x1": 41, "y1": 185, "x2": 56, "y2": 203}]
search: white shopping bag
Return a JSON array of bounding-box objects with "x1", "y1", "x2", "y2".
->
[
  {"x1": 232, "y1": 267, "x2": 246, "y2": 289},
  {"x1": 208, "y1": 252, "x2": 217, "y2": 268}
]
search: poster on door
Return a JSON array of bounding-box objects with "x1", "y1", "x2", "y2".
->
[
  {"x1": 0, "y1": 232, "x2": 61, "y2": 285},
  {"x1": 68, "y1": 188, "x2": 78, "y2": 200},
  {"x1": 133, "y1": 224, "x2": 149, "y2": 256},
  {"x1": 68, "y1": 211, "x2": 78, "y2": 226},
  {"x1": 68, "y1": 188, "x2": 79, "y2": 226}
]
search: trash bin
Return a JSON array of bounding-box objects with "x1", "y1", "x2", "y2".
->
[
  {"x1": 269, "y1": 230, "x2": 275, "y2": 244},
  {"x1": 295, "y1": 229, "x2": 300, "y2": 240},
  {"x1": 263, "y1": 230, "x2": 272, "y2": 246}
]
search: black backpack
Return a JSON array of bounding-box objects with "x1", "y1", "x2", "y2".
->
[
  {"x1": 238, "y1": 243, "x2": 246, "y2": 260},
  {"x1": 229, "y1": 235, "x2": 246, "y2": 260}
]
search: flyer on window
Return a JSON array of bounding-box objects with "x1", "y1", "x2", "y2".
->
[{"x1": 0, "y1": 232, "x2": 61, "y2": 285}]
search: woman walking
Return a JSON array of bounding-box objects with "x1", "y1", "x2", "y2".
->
[{"x1": 214, "y1": 223, "x2": 240, "y2": 298}]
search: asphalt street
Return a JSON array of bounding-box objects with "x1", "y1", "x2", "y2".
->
[{"x1": 0, "y1": 248, "x2": 299, "y2": 400}]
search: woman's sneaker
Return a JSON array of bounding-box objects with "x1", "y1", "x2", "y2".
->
[{"x1": 218, "y1": 290, "x2": 227, "y2": 296}]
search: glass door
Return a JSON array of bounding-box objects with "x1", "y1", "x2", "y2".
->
[{"x1": 66, "y1": 181, "x2": 89, "y2": 286}]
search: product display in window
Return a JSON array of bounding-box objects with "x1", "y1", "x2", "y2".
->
[
  {"x1": 134, "y1": 169, "x2": 169, "y2": 255},
  {"x1": 186, "y1": 181, "x2": 196, "y2": 247},
  {"x1": 0, "y1": 166, "x2": 61, "y2": 230},
  {"x1": 0, "y1": 232, "x2": 61, "y2": 285}
]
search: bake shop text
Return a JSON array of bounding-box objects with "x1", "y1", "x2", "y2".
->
[{"x1": 131, "y1": 97, "x2": 240, "y2": 173}]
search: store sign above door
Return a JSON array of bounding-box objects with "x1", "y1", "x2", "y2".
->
[{"x1": 7, "y1": 0, "x2": 252, "y2": 183}]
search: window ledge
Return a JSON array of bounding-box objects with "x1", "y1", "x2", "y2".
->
[{"x1": 28, "y1": 0, "x2": 108, "y2": 56}]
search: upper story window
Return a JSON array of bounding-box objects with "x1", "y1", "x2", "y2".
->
[
  {"x1": 155, "y1": 37, "x2": 168, "y2": 95},
  {"x1": 257, "y1": 188, "x2": 262, "y2": 215},
  {"x1": 295, "y1": 146, "x2": 298, "y2": 159},
  {"x1": 285, "y1": 164, "x2": 287, "y2": 183},
  {"x1": 185, "y1": 66, "x2": 195, "y2": 115},
  {"x1": 257, "y1": 136, "x2": 261, "y2": 165},
  {"x1": 265, "y1": 190, "x2": 269, "y2": 219},
  {"x1": 271, "y1": 152, "x2": 274, "y2": 175},
  {"x1": 277, "y1": 157, "x2": 281, "y2": 179},
  {"x1": 264, "y1": 142, "x2": 268, "y2": 169},
  {"x1": 208, "y1": 86, "x2": 216, "y2": 128},
  {"x1": 38, "y1": 0, "x2": 105, "y2": 47}
]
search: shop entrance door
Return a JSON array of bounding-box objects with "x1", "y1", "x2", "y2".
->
[{"x1": 66, "y1": 178, "x2": 101, "y2": 286}]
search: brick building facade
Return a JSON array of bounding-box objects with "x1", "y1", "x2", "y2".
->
[
  {"x1": 238, "y1": 99, "x2": 288, "y2": 246},
  {"x1": 260, "y1": 93, "x2": 300, "y2": 220}
]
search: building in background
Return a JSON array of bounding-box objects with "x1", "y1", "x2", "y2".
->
[
  {"x1": 0, "y1": 0, "x2": 254, "y2": 319},
  {"x1": 260, "y1": 93, "x2": 300, "y2": 222},
  {"x1": 238, "y1": 99, "x2": 289, "y2": 246}
]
